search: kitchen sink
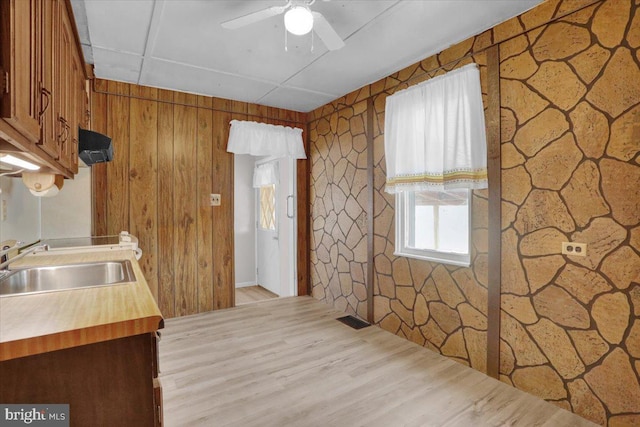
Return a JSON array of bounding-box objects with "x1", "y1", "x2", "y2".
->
[{"x1": 0, "y1": 260, "x2": 136, "y2": 297}]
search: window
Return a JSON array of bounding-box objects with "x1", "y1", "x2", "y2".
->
[
  {"x1": 395, "y1": 189, "x2": 471, "y2": 266},
  {"x1": 383, "y1": 64, "x2": 486, "y2": 268},
  {"x1": 259, "y1": 184, "x2": 276, "y2": 230}
]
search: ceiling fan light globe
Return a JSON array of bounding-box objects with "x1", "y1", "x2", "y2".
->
[{"x1": 284, "y1": 6, "x2": 314, "y2": 35}]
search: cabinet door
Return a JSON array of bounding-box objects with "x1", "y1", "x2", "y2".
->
[
  {"x1": 39, "y1": 0, "x2": 60, "y2": 159},
  {"x1": 56, "y1": 0, "x2": 73, "y2": 170},
  {"x1": 0, "y1": 0, "x2": 42, "y2": 142},
  {"x1": 69, "y1": 47, "x2": 82, "y2": 174}
]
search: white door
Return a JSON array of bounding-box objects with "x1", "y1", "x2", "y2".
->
[
  {"x1": 276, "y1": 156, "x2": 296, "y2": 297},
  {"x1": 256, "y1": 161, "x2": 280, "y2": 295},
  {"x1": 255, "y1": 157, "x2": 298, "y2": 297}
]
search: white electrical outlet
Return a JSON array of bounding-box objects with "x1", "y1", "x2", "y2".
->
[
  {"x1": 210, "y1": 194, "x2": 221, "y2": 206},
  {"x1": 562, "y1": 242, "x2": 587, "y2": 257}
]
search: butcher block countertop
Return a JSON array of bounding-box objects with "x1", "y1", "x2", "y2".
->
[{"x1": 0, "y1": 249, "x2": 163, "y2": 362}]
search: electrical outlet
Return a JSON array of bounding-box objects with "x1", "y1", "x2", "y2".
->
[
  {"x1": 210, "y1": 194, "x2": 221, "y2": 206},
  {"x1": 562, "y1": 242, "x2": 587, "y2": 257}
]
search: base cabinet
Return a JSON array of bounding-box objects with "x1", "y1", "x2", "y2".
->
[{"x1": 0, "y1": 333, "x2": 162, "y2": 427}]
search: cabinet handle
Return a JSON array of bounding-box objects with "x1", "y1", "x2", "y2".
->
[
  {"x1": 64, "y1": 122, "x2": 70, "y2": 143},
  {"x1": 39, "y1": 86, "x2": 51, "y2": 125},
  {"x1": 57, "y1": 117, "x2": 69, "y2": 143}
]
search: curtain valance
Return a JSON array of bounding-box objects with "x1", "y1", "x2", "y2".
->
[
  {"x1": 253, "y1": 162, "x2": 278, "y2": 188},
  {"x1": 227, "y1": 120, "x2": 306, "y2": 159},
  {"x1": 384, "y1": 63, "x2": 488, "y2": 193}
]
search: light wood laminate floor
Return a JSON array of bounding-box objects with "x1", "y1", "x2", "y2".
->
[
  {"x1": 159, "y1": 297, "x2": 596, "y2": 427},
  {"x1": 235, "y1": 285, "x2": 279, "y2": 305}
]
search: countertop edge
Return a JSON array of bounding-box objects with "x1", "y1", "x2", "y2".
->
[{"x1": 0, "y1": 315, "x2": 163, "y2": 362}]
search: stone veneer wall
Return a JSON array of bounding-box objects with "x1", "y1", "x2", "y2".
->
[
  {"x1": 498, "y1": 1, "x2": 640, "y2": 425},
  {"x1": 369, "y1": 56, "x2": 491, "y2": 371},
  {"x1": 309, "y1": 99, "x2": 370, "y2": 319},
  {"x1": 307, "y1": 0, "x2": 639, "y2": 425}
]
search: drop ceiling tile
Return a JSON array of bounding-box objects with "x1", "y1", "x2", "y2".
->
[
  {"x1": 92, "y1": 48, "x2": 143, "y2": 83},
  {"x1": 84, "y1": 0, "x2": 154, "y2": 55},
  {"x1": 150, "y1": 1, "x2": 320, "y2": 83},
  {"x1": 139, "y1": 58, "x2": 277, "y2": 104},
  {"x1": 286, "y1": 0, "x2": 542, "y2": 95},
  {"x1": 93, "y1": 65, "x2": 140, "y2": 84},
  {"x1": 78, "y1": 0, "x2": 545, "y2": 112},
  {"x1": 149, "y1": 1, "x2": 397, "y2": 84},
  {"x1": 258, "y1": 86, "x2": 339, "y2": 112}
]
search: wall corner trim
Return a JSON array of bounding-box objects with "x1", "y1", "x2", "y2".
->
[{"x1": 486, "y1": 44, "x2": 502, "y2": 379}]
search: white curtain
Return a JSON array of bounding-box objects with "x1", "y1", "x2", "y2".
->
[
  {"x1": 227, "y1": 120, "x2": 306, "y2": 159},
  {"x1": 253, "y1": 162, "x2": 278, "y2": 188},
  {"x1": 384, "y1": 63, "x2": 488, "y2": 193}
]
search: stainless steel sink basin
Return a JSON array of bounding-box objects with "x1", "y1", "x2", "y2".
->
[{"x1": 0, "y1": 260, "x2": 136, "y2": 297}]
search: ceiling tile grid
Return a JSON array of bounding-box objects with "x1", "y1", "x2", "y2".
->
[{"x1": 75, "y1": 0, "x2": 543, "y2": 112}]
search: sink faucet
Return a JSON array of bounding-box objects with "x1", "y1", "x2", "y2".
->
[
  {"x1": 0, "y1": 241, "x2": 24, "y2": 263},
  {"x1": 0, "y1": 243, "x2": 49, "y2": 273}
]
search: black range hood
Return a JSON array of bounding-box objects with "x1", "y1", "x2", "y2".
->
[{"x1": 78, "y1": 128, "x2": 113, "y2": 165}]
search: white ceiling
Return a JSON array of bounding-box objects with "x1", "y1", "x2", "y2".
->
[{"x1": 72, "y1": 0, "x2": 543, "y2": 113}]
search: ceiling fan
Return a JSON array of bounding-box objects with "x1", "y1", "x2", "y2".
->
[{"x1": 221, "y1": 0, "x2": 345, "y2": 51}]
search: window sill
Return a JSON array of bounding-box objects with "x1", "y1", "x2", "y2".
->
[{"x1": 393, "y1": 250, "x2": 471, "y2": 268}]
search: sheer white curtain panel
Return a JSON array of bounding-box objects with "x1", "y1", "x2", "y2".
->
[{"x1": 384, "y1": 63, "x2": 488, "y2": 193}]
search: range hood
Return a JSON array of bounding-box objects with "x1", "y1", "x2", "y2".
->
[{"x1": 78, "y1": 128, "x2": 113, "y2": 165}]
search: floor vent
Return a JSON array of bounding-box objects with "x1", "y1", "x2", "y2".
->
[{"x1": 337, "y1": 315, "x2": 370, "y2": 330}]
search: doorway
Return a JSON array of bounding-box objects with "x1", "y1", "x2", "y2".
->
[{"x1": 234, "y1": 155, "x2": 297, "y2": 305}]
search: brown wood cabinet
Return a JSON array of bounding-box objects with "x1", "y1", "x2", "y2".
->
[
  {"x1": 0, "y1": 0, "x2": 87, "y2": 177},
  {"x1": 0, "y1": 333, "x2": 163, "y2": 427},
  {"x1": 0, "y1": 0, "x2": 41, "y2": 143},
  {"x1": 39, "y1": 0, "x2": 59, "y2": 159}
]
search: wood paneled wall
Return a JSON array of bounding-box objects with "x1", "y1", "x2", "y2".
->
[{"x1": 91, "y1": 79, "x2": 308, "y2": 318}]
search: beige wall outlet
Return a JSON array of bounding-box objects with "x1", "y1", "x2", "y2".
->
[
  {"x1": 210, "y1": 194, "x2": 221, "y2": 206},
  {"x1": 562, "y1": 242, "x2": 587, "y2": 257}
]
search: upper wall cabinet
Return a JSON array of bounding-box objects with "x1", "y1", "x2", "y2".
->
[
  {"x1": 0, "y1": 0, "x2": 41, "y2": 143},
  {"x1": 0, "y1": 0, "x2": 86, "y2": 177}
]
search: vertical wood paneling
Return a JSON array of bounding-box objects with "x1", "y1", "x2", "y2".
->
[
  {"x1": 129, "y1": 85, "x2": 158, "y2": 300},
  {"x1": 173, "y1": 92, "x2": 198, "y2": 316},
  {"x1": 212, "y1": 98, "x2": 234, "y2": 309},
  {"x1": 157, "y1": 89, "x2": 175, "y2": 318},
  {"x1": 296, "y1": 128, "x2": 310, "y2": 296},
  {"x1": 90, "y1": 80, "x2": 108, "y2": 236},
  {"x1": 92, "y1": 80, "x2": 307, "y2": 318},
  {"x1": 247, "y1": 104, "x2": 268, "y2": 117},
  {"x1": 196, "y1": 96, "x2": 214, "y2": 313},
  {"x1": 230, "y1": 100, "x2": 247, "y2": 116},
  {"x1": 106, "y1": 80, "x2": 130, "y2": 235}
]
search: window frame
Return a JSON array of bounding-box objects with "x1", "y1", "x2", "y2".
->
[
  {"x1": 258, "y1": 183, "x2": 277, "y2": 231},
  {"x1": 394, "y1": 188, "x2": 472, "y2": 267}
]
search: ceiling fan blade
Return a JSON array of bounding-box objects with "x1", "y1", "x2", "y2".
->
[
  {"x1": 311, "y1": 12, "x2": 345, "y2": 51},
  {"x1": 221, "y1": 5, "x2": 287, "y2": 30}
]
